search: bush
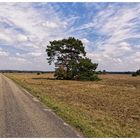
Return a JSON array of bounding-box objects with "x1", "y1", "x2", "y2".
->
[
  {"x1": 136, "y1": 69, "x2": 140, "y2": 75},
  {"x1": 37, "y1": 72, "x2": 40, "y2": 75},
  {"x1": 132, "y1": 69, "x2": 140, "y2": 77},
  {"x1": 89, "y1": 74, "x2": 100, "y2": 81},
  {"x1": 132, "y1": 73, "x2": 137, "y2": 77},
  {"x1": 75, "y1": 73, "x2": 99, "y2": 81}
]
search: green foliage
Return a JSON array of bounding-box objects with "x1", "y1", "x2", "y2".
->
[
  {"x1": 46, "y1": 37, "x2": 86, "y2": 65},
  {"x1": 132, "y1": 73, "x2": 137, "y2": 77},
  {"x1": 75, "y1": 58, "x2": 99, "y2": 81},
  {"x1": 136, "y1": 69, "x2": 140, "y2": 75},
  {"x1": 96, "y1": 71, "x2": 102, "y2": 74},
  {"x1": 54, "y1": 66, "x2": 69, "y2": 80},
  {"x1": 132, "y1": 69, "x2": 140, "y2": 77},
  {"x1": 46, "y1": 37, "x2": 98, "y2": 81}
]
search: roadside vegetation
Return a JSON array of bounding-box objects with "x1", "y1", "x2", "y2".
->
[{"x1": 5, "y1": 73, "x2": 140, "y2": 137}]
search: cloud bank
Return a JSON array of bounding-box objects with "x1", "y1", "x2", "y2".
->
[{"x1": 0, "y1": 3, "x2": 140, "y2": 71}]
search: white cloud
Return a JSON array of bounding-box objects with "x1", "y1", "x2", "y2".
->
[
  {"x1": 0, "y1": 3, "x2": 72, "y2": 70},
  {"x1": 0, "y1": 3, "x2": 139, "y2": 71},
  {"x1": 81, "y1": 38, "x2": 90, "y2": 46},
  {"x1": 17, "y1": 34, "x2": 28, "y2": 42},
  {"x1": 0, "y1": 48, "x2": 9, "y2": 56},
  {"x1": 28, "y1": 52, "x2": 43, "y2": 57},
  {"x1": 9, "y1": 57, "x2": 26, "y2": 63},
  {"x1": 80, "y1": 4, "x2": 140, "y2": 71}
]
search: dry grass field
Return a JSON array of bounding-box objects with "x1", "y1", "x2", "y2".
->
[{"x1": 5, "y1": 73, "x2": 140, "y2": 137}]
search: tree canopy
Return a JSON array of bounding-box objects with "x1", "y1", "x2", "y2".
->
[{"x1": 46, "y1": 37, "x2": 99, "y2": 81}]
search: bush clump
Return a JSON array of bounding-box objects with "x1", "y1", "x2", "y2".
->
[{"x1": 132, "y1": 69, "x2": 140, "y2": 77}]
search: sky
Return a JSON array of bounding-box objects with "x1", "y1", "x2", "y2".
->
[{"x1": 0, "y1": 3, "x2": 140, "y2": 71}]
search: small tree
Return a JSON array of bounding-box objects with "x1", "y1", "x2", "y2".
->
[
  {"x1": 102, "y1": 70, "x2": 106, "y2": 74},
  {"x1": 46, "y1": 37, "x2": 98, "y2": 81}
]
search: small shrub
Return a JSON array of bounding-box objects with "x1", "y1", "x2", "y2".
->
[
  {"x1": 132, "y1": 73, "x2": 137, "y2": 77},
  {"x1": 75, "y1": 73, "x2": 99, "y2": 81},
  {"x1": 89, "y1": 74, "x2": 100, "y2": 81},
  {"x1": 132, "y1": 69, "x2": 140, "y2": 77}
]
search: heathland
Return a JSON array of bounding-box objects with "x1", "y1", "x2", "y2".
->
[{"x1": 5, "y1": 73, "x2": 140, "y2": 137}]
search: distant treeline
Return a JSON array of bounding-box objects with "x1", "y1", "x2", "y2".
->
[
  {"x1": 105, "y1": 71, "x2": 134, "y2": 74},
  {"x1": 0, "y1": 70, "x2": 134, "y2": 74},
  {"x1": 0, "y1": 70, "x2": 55, "y2": 74},
  {"x1": 97, "y1": 71, "x2": 134, "y2": 74}
]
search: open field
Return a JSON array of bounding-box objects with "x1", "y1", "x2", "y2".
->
[{"x1": 5, "y1": 73, "x2": 140, "y2": 137}]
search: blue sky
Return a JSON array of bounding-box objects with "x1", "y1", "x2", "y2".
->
[{"x1": 0, "y1": 3, "x2": 140, "y2": 71}]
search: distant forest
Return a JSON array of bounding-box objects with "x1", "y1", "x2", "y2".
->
[
  {"x1": 0, "y1": 70, "x2": 134, "y2": 74},
  {"x1": 0, "y1": 70, "x2": 54, "y2": 74}
]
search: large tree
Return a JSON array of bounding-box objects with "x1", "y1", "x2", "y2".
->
[{"x1": 46, "y1": 37, "x2": 98, "y2": 80}]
